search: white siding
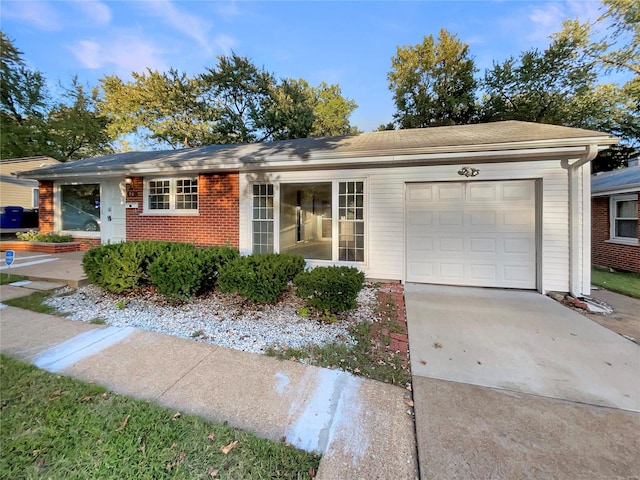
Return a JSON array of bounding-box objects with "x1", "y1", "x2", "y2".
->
[{"x1": 239, "y1": 159, "x2": 578, "y2": 293}]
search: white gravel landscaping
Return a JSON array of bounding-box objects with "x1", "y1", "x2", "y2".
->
[{"x1": 45, "y1": 284, "x2": 378, "y2": 354}]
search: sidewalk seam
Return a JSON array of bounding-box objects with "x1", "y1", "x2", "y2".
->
[{"x1": 153, "y1": 348, "x2": 217, "y2": 402}]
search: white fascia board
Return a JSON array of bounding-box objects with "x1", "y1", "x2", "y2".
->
[{"x1": 592, "y1": 186, "x2": 640, "y2": 197}]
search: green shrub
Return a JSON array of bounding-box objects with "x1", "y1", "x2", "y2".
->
[
  {"x1": 16, "y1": 230, "x2": 72, "y2": 243},
  {"x1": 84, "y1": 241, "x2": 240, "y2": 299},
  {"x1": 82, "y1": 242, "x2": 159, "y2": 293},
  {"x1": 148, "y1": 243, "x2": 201, "y2": 301},
  {"x1": 294, "y1": 266, "x2": 365, "y2": 313},
  {"x1": 196, "y1": 245, "x2": 240, "y2": 292},
  {"x1": 217, "y1": 253, "x2": 301, "y2": 303}
]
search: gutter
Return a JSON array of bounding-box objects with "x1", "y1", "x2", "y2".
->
[{"x1": 561, "y1": 144, "x2": 602, "y2": 297}]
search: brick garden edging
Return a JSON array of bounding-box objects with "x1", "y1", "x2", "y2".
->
[
  {"x1": 376, "y1": 282, "x2": 410, "y2": 368},
  {"x1": 0, "y1": 241, "x2": 81, "y2": 253}
]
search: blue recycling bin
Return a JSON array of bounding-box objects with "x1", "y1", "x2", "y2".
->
[{"x1": 0, "y1": 206, "x2": 24, "y2": 228}]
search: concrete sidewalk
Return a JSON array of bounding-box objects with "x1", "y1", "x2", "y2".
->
[
  {"x1": 0, "y1": 297, "x2": 418, "y2": 480},
  {"x1": 0, "y1": 250, "x2": 87, "y2": 287}
]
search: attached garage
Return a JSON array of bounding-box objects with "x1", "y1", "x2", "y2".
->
[{"x1": 406, "y1": 180, "x2": 537, "y2": 289}]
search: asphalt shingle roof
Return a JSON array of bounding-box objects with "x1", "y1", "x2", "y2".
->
[
  {"x1": 592, "y1": 165, "x2": 640, "y2": 194},
  {"x1": 19, "y1": 121, "x2": 616, "y2": 179}
]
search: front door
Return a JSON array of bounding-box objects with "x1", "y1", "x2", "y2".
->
[{"x1": 100, "y1": 179, "x2": 126, "y2": 244}]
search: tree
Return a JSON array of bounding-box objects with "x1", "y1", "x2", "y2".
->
[
  {"x1": 597, "y1": 0, "x2": 639, "y2": 75},
  {"x1": 1, "y1": 31, "x2": 49, "y2": 159},
  {"x1": 388, "y1": 29, "x2": 477, "y2": 129},
  {"x1": 481, "y1": 22, "x2": 598, "y2": 125},
  {"x1": 47, "y1": 79, "x2": 113, "y2": 161},
  {"x1": 1, "y1": 32, "x2": 114, "y2": 161},
  {"x1": 200, "y1": 54, "x2": 276, "y2": 144},
  {"x1": 100, "y1": 68, "x2": 214, "y2": 149},
  {"x1": 99, "y1": 54, "x2": 359, "y2": 149},
  {"x1": 310, "y1": 82, "x2": 358, "y2": 137}
]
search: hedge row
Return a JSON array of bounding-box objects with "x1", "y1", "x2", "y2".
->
[
  {"x1": 82, "y1": 241, "x2": 239, "y2": 301},
  {"x1": 83, "y1": 241, "x2": 365, "y2": 311}
]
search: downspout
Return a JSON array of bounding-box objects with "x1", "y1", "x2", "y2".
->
[{"x1": 561, "y1": 144, "x2": 599, "y2": 297}]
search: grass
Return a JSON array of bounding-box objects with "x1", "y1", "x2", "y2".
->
[
  {"x1": 3, "y1": 290, "x2": 57, "y2": 314},
  {"x1": 0, "y1": 354, "x2": 320, "y2": 480},
  {"x1": 591, "y1": 267, "x2": 640, "y2": 299},
  {"x1": 0, "y1": 272, "x2": 28, "y2": 285},
  {"x1": 267, "y1": 289, "x2": 411, "y2": 387}
]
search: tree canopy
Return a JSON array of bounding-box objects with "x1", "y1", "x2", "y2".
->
[
  {"x1": 99, "y1": 54, "x2": 358, "y2": 149},
  {"x1": 385, "y1": 1, "x2": 638, "y2": 170},
  {"x1": 388, "y1": 29, "x2": 477, "y2": 128},
  {"x1": 1, "y1": 32, "x2": 113, "y2": 161}
]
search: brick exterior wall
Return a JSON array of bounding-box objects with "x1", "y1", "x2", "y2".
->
[
  {"x1": 591, "y1": 196, "x2": 640, "y2": 273},
  {"x1": 38, "y1": 180, "x2": 54, "y2": 233},
  {"x1": 125, "y1": 173, "x2": 240, "y2": 247}
]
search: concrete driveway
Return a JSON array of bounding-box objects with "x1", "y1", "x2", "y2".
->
[{"x1": 406, "y1": 283, "x2": 640, "y2": 479}]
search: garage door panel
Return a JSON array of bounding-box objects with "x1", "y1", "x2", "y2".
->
[
  {"x1": 470, "y1": 238, "x2": 497, "y2": 254},
  {"x1": 503, "y1": 210, "x2": 535, "y2": 227},
  {"x1": 469, "y1": 211, "x2": 496, "y2": 226},
  {"x1": 438, "y1": 211, "x2": 464, "y2": 225},
  {"x1": 502, "y1": 182, "x2": 535, "y2": 200},
  {"x1": 407, "y1": 236, "x2": 434, "y2": 252},
  {"x1": 439, "y1": 263, "x2": 465, "y2": 279},
  {"x1": 406, "y1": 180, "x2": 536, "y2": 289},
  {"x1": 407, "y1": 210, "x2": 433, "y2": 225},
  {"x1": 439, "y1": 237, "x2": 464, "y2": 252},
  {"x1": 503, "y1": 237, "x2": 534, "y2": 254},
  {"x1": 437, "y1": 184, "x2": 464, "y2": 200},
  {"x1": 407, "y1": 184, "x2": 434, "y2": 203},
  {"x1": 467, "y1": 183, "x2": 498, "y2": 201}
]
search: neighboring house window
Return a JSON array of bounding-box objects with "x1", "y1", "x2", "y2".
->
[
  {"x1": 610, "y1": 194, "x2": 638, "y2": 244},
  {"x1": 339, "y1": 181, "x2": 365, "y2": 262},
  {"x1": 252, "y1": 180, "x2": 366, "y2": 263},
  {"x1": 145, "y1": 178, "x2": 198, "y2": 213},
  {"x1": 32, "y1": 188, "x2": 39, "y2": 209},
  {"x1": 253, "y1": 184, "x2": 274, "y2": 253},
  {"x1": 60, "y1": 184, "x2": 101, "y2": 232}
]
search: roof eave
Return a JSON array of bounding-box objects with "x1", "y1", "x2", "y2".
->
[{"x1": 19, "y1": 136, "x2": 617, "y2": 180}]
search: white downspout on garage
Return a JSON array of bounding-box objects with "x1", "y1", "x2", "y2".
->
[{"x1": 562, "y1": 144, "x2": 599, "y2": 297}]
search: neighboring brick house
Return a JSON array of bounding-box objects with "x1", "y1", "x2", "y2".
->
[
  {"x1": 20, "y1": 121, "x2": 619, "y2": 295},
  {"x1": 591, "y1": 163, "x2": 640, "y2": 273}
]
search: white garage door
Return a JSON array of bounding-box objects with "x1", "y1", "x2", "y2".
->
[{"x1": 406, "y1": 180, "x2": 536, "y2": 289}]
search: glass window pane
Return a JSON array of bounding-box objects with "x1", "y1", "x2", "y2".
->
[
  {"x1": 280, "y1": 182, "x2": 332, "y2": 260},
  {"x1": 61, "y1": 184, "x2": 101, "y2": 232},
  {"x1": 617, "y1": 200, "x2": 637, "y2": 218},
  {"x1": 616, "y1": 219, "x2": 638, "y2": 238}
]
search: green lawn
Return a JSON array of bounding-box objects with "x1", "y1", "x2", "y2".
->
[
  {"x1": 3, "y1": 290, "x2": 57, "y2": 314},
  {"x1": 0, "y1": 272, "x2": 28, "y2": 285},
  {"x1": 591, "y1": 268, "x2": 640, "y2": 299},
  {"x1": 0, "y1": 355, "x2": 319, "y2": 480}
]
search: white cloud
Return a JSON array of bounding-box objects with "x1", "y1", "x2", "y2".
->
[
  {"x1": 74, "y1": 0, "x2": 112, "y2": 26},
  {"x1": 144, "y1": 0, "x2": 214, "y2": 54},
  {"x1": 1, "y1": 0, "x2": 61, "y2": 30},
  {"x1": 70, "y1": 35, "x2": 168, "y2": 75},
  {"x1": 213, "y1": 33, "x2": 237, "y2": 55},
  {"x1": 527, "y1": 2, "x2": 567, "y2": 41}
]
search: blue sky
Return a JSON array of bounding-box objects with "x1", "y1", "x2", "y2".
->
[{"x1": 2, "y1": 0, "x2": 607, "y2": 133}]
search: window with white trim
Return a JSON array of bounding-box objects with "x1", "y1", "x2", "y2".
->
[
  {"x1": 145, "y1": 178, "x2": 198, "y2": 213},
  {"x1": 252, "y1": 184, "x2": 274, "y2": 253},
  {"x1": 338, "y1": 181, "x2": 365, "y2": 261},
  {"x1": 610, "y1": 194, "x2": 638, "y2": 244},
  {"x1": 251, "y1": 180, "x2": 366, "y2": 263}
]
